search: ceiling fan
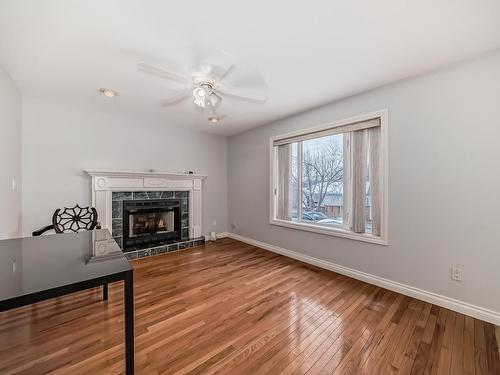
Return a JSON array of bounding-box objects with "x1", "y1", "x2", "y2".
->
[{"x1": 137, "y1": 50, "x2": 268, "y2": 123}]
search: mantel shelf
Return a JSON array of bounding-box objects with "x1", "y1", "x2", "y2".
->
[{"x1": 85, "y1": 170, "x2": 207, "y2": 180}]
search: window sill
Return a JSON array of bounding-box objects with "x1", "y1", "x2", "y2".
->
[{"x1": 270, "y1": 219, "x2": 388, "y2": 246}]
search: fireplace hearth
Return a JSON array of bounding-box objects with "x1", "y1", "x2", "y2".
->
[{"x1": 122, "y1": 199, "x2": 181, "y2": 250}]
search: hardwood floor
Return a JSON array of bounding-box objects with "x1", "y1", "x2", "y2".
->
[{"x1": 1, "y1": 238, "x2": 499, "y2": 374}]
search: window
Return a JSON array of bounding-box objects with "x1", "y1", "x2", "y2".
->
[{"x1": 270, "y1": 110, "x2": 388, "y2": 244}]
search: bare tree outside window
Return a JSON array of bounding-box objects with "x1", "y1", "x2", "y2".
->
[
  {"x1": 302, "y1": 137, "x2": 343, "y2": 212},
  {"x1": 288, "y1": 134, "x2": 344, "y2": 224}
]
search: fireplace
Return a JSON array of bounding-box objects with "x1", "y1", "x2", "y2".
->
[
  {"x1": 122, "y1": 199, "x2": 181, "y2": 250},
  {"x1": 87, "y1": 171, "x2": 205, "y2": 258}
]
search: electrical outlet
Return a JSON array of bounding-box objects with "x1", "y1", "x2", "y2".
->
[
  {"x1": 212, "y1": 220, "x2": 217, "y2": 227},
  {"x1": 451, "y1": 267, "x2": 463, "y2": 282}
]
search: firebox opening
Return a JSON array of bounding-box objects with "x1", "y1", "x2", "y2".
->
[
  {"x1": 122, "y1": 199, "x2": 183, "y2": 250},
  {"x1": 129, "y1": 210, "x2": 175, "y2": 237}
]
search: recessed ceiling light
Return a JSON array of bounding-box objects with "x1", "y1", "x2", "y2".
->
[
  {"x1": 99, "y1": 88, "x2": 118, "y2": 98},
  {"x1": 208, "y1": 117, "x2": 220, "y2": 123}
]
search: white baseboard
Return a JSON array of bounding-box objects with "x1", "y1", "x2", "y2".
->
[{"x1": 228, "y1": 233, "x2": 500, "y2": 326}]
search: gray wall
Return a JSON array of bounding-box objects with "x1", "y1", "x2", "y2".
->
[
  {"x1": 22, "y1": 96, "x2": 228, "y2": 237},
  {"x1": 0, "y1": 67, "x2": 22, "y2": 239},
  {"x1": 228, "y1": 50, "x2": 500, "y2": 313}
]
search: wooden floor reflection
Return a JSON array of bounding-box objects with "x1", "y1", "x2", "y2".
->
[{"x1": 1, "y1": 238, "x2": 499, "y2": 374}]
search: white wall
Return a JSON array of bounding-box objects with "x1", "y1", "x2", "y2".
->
[
  {"x1": 22, "y1": 97, "x2": 228, "y2": 237},
  {"x1": 228, "y1": 50, "x2": 500, "y2": 316},
  {"x1": 0, "y1": 67, "x2": 22, "y2": 239}
]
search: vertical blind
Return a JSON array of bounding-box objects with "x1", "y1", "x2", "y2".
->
[
  {"x1": 368, "y1": 126, "x2": 381, "y2": 236},
  {"x1": 277, "y1": 144, "x2": 291, "y2": 220},
  {"x1": 351, "y1": 129, "x2": 368, "y2": 233}
]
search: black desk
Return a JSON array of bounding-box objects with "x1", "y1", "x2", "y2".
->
[{"x1": 0, "y1": 229, "x2": 134, "y2": 374}]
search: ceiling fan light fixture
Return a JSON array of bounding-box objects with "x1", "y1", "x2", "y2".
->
[{"x1": 136, "y1": 54, "x2": 268, "y2": 124}]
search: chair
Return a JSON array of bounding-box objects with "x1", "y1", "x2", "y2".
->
[
  {"x1": 32, "y1": 204, "x2": 99, "y2": 236},
  {"x1": 32, "y1": 204, "x2": 108, "y2": 301}
]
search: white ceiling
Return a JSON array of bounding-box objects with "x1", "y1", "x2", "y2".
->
[{"x1": 1, "y1": 0, "x2": 499, "y2": 136}]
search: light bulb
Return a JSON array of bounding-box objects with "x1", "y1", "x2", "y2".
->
[{"x1": 193, "y1": 86, "x2": 208, "y2": 107}]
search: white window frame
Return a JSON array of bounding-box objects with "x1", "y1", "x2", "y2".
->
[{"x1": 269, "y1": 109, "x2": 389, "y2": 245}]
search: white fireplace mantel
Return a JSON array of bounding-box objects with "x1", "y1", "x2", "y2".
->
[{"x1": 85, "y1": 170, "x2": 206, "y2": 238}]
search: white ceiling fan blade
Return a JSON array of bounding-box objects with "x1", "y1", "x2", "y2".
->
[
  {"x1": 218, "y1": 87, "x2": 267, "y2": 103},
  {"x1": 138, "y1": 62, "x2": 188, "y2": 85},
  {"x1": 188, "y1": 47, "x2": 235, "y2": 82},
  {"x1": 160, "y1": 89, "x2": 191, "y2": 106},
  {"x1": 218, "y1": 64, "x2": 235, "y2": 82}
]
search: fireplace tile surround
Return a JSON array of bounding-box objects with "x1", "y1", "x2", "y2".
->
[{"x1": 86, "y1": 170, "x2": 206, "y2": 260}]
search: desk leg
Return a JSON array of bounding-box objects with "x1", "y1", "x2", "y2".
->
[
  {"x1": 102, "y1": 283, "x2": 108, "y2": 301},
  {"x1": 124, "y1": 271, "x2": 134, "y2": 375}
]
